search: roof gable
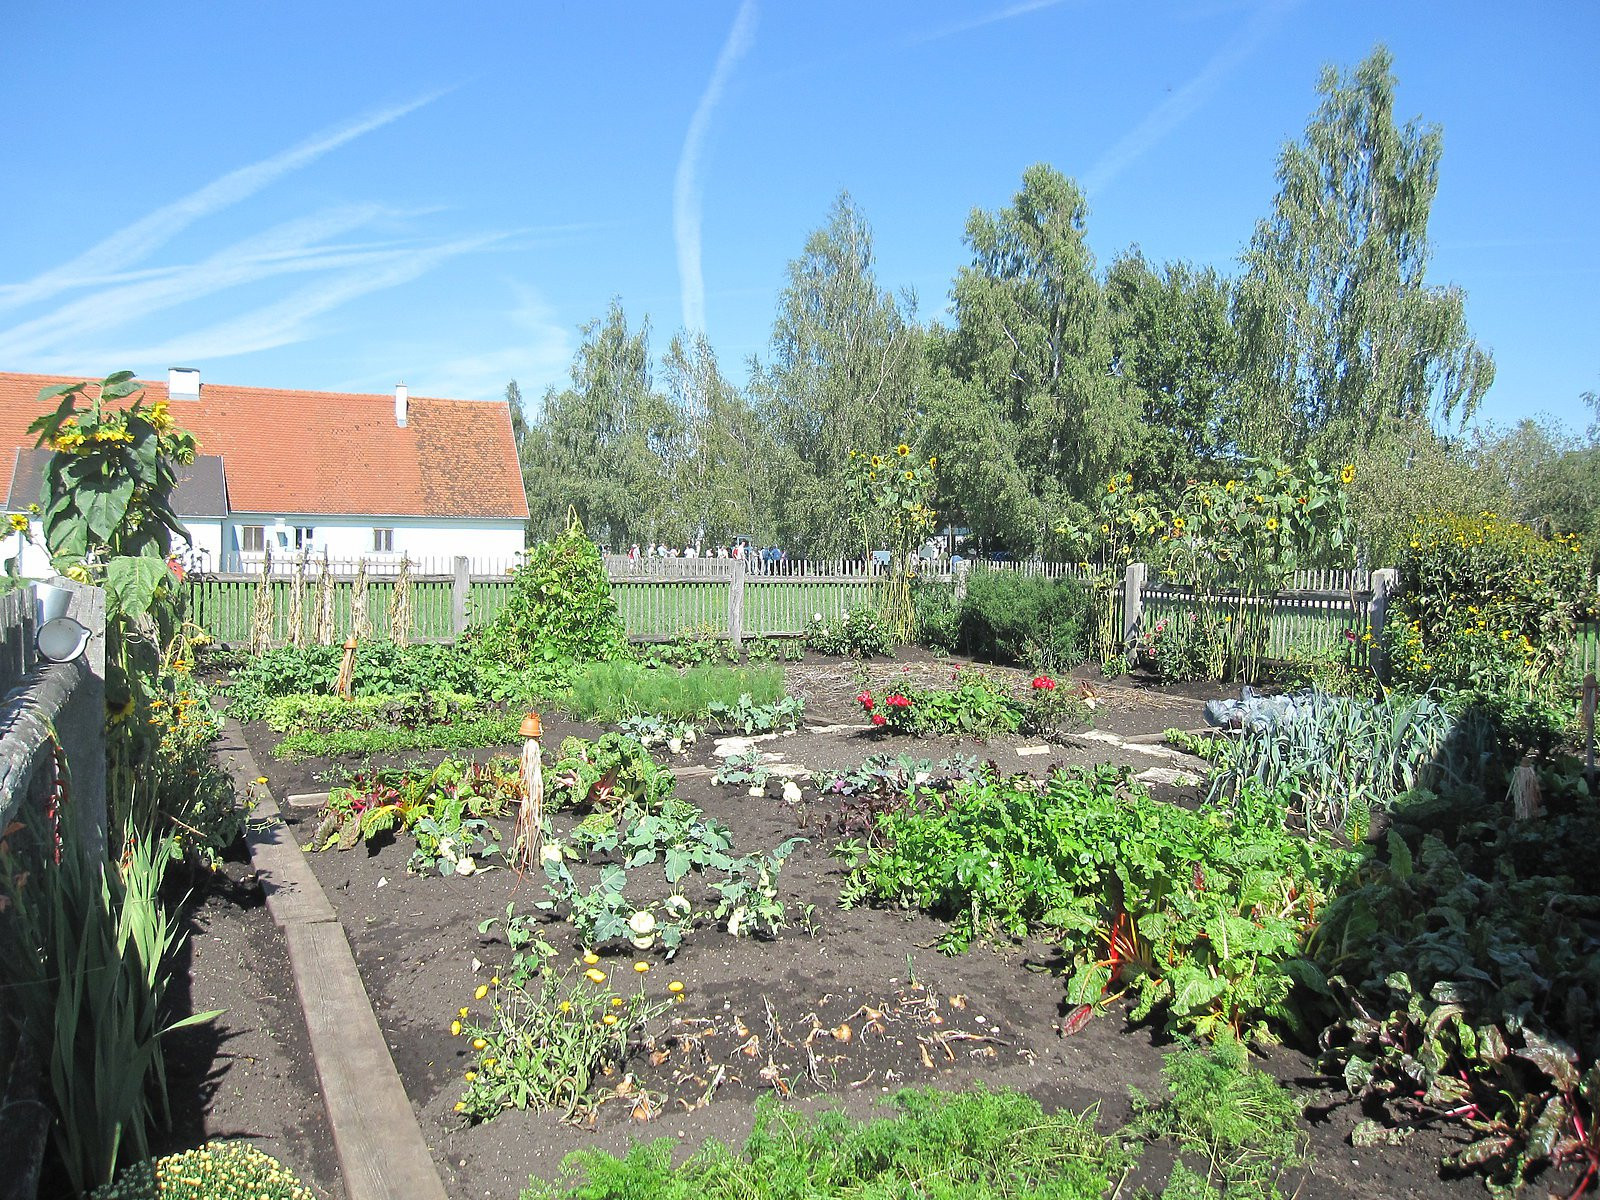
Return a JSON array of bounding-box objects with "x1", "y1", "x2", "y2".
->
[{"x1": 0, "y1": 373, "x2": 529, "y2": 521}]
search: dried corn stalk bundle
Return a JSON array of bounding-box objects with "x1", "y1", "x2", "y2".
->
[
  {"x1": 389, "y1": 553, "x2": 412, "y2": 647},
  {"x1": 249, "y1": 546, "x2": 275, "y2": 654}
]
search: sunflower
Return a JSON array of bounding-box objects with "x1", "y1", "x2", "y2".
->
[
  {"x1": 1265, "y1": 517, "x2": 1280, "y2": 532},
  {"x1": 1339, "y1": 463, "x2": 1355, "y2": 485},
  {"x1": 895, "y1": 443, "x2": 910, "y2": 457}
]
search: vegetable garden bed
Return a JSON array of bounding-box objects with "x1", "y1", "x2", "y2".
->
[{"x1": 193, "y1": 661, "x2": 1504, "y2": 1200}]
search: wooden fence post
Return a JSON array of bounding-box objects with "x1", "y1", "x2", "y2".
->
[
  {"x1": 451, "y1": 556, "x2": 470, "y2": 638},
  {"x1": 1367, "y1": 568, "x2": 1397, "y2": 672},
  {"x1": 1122, "y1": 562, "x2": 1147, "y2": 646},
  {"x1": 729, "y1": 556, "x2": 746, "y2": 650},
  {"x1": 953, "y1": 559, "x2": 969, "y2": 603}
]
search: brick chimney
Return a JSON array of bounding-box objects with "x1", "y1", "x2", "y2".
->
[
  {"x1": 168, "y1": 366, "x2": 200, "y2": 399},
  {"x1": 395, "y1": 382, "x2": 408, "y2": 428}
]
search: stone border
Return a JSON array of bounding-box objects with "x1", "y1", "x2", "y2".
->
[{"x1": 215, "y1": 720, "x2": 449, "y2": 1200}]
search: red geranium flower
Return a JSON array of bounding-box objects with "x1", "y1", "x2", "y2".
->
[
  {"x1": 885, "y1": 694, "x2": 911, "y2": 708},
  {"x1": 856, "y1": 691, "x2": 875, "y2": 710},
  {"x1": 1031, "y1": 676, "x2": 1056, "y2": 691},
  {"x1": 871, "y1": 713, "x2": 887, "y2": 726}
]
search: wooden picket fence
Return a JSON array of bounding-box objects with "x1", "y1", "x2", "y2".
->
[{"x1": 184, "y1": 556, "x2": 1600, "y2": 679}]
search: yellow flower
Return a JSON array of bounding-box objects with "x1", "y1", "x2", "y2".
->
[
  {"x1": 904, "y1": 470, "x2": 915, "y2": 482},
  {"x1": 870, "y1": 455, "x2": 884, "y2": 469},
  {"x1": 1339, "y1": 464, "x2": 1355, "y2": 485},
  {"x1": 490, "y1": 975, "x2": 500, "y2": 985},
  {"x1": 668, "y1": 981, "x2": 684, "y2": 994},
  {"x1": 1172, "y1": 518, "x2": 1185, "y2": 531},
  {"x1": 895, "y1": 443, "x2": 910, "y2": 457},
  {"x1": 464, "y1": 1071, "x2": 477, "y2": 1082},
  {"x1": 1224, "y1": 479, "x2": 1237, "y2": 492},
  {"x1": 611, "y1": 996, "x2": 624, "y2": 1007},
  {"x1": 602, "y1": 1013, "x2": 618, "y2": 1026},
  {"x1": 7, "y1": 513, "x2": 26, "y2": 531},
  {"x1": 483, "y1": 1058, "x2": 498, "y2": 1068},
  {"x1": 559, "y1": 1000, "x2": 571, "y2": 1013},
  {"x1": 633, "y1": 961, "x2": 649, "y2": 973},
  {"x1": 585, "y1": 968, "x2": 606, "y2": 983},
  {"x1": 459, "y1": 1007, "x2": 470, "y2": 1018},
  {"x1": 450, "y1": 1020, "x2": 462, "y2": 1036},
  {"x1": 454, "y1": 1101, "x2": 467, "y2": 1112},
  {"x1": 1107, "y1": 481, "x2": 1118, "y2": 494},
  {"x1": 1265, "y1": 517, "x2": 1279, "y2": 532},
  {"x1": 255, "y1": 776, "x2": 268, "y2": 785},
  {"x1": 582, "y1": 951, "x2": 599, "y2": 965},
  {"x1": 471, "y1": 1037, "x2": 487, "y2": 1050},
  {"x1": 474, "y1": 984, "x2": 489, "y2": 1000},
  {"x1": 928, "y1": 456, "x2": 938, "y2": 467}
]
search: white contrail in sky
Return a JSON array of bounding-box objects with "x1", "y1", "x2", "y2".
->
[
  {"x1": 674, "y1": 0, "x2": 758, "y2": 335},
  {"x1": 1081, "y1": 0, "x2": 1295, "y2": 197},
  {"x1": 0, "y1": 90, "x2": 445, "y2": 315},
  {"x1": 911, "y1": 0, "x2": 1068, "y2": 44}
]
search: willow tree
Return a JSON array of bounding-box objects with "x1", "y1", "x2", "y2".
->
[
  {"x1": 1233, "y1": 46, "x2": 1494, "y2": 462},
  {"x1": 933, "y1": 164, "x2": 1141, "y2": 554}
]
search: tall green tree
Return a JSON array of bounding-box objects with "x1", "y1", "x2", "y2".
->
[
  {"x1": 1105, "y1": 250, "x2": 1239, "y2": 482},
  {"x1": 754, "y1": 193, "x2": 925, "y2": 556},
  {"x1": 660, "y1": 332, "x2": 776, "y2": 546},
  {"x1": 1234, "y1": 46, "x2": 1494, "y2": 459},
  {"x1": 932, "y1": 164, "x2": 1140, "y2": 553},
  {"x1": 519, "y1": 301, "x2": 682, "y2": 547}
]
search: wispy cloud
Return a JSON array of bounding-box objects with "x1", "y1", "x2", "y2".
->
[
  {"x1": 1081, "y1": 0, "x2": 1295, "y2": 197},
  {"x1": 0, "y1": 91, "x2": 446, "y2": 317},
  {"x1": 674, "y1": 0, "x2": 758, "y2": 335},
  {"x1": 0, "y1": 205, "x2": 425, "y2": 361},
  {"x1": 910, "y1": 0, "x2": 1070, "y2": 45},
  {"x1": 52, "y1": 233, "x2": 507, "y2": 368}
]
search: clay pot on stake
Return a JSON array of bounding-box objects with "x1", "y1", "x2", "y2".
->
[
  {"x1": 336, "y1": 635, "x2": 358, "y2": 700},
  {"x1": 515, "y1": 712, "x2": 544, "y2": 869}
]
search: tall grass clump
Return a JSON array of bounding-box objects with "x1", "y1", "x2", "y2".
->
[
  {"x1": 0, "y1": 812, "x2": 218, "y2": 1195},
  {"x1": 563, "y1": 662, "x2": 784, "y2": 722},
  {"x1": 522, "y1": 1086, "x2": 1132, "y2": 1200}
]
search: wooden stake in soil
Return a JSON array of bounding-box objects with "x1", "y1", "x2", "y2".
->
[
  {"x1": 515, "y1": 711, "x2": 544, "y2": 869},
  {"x1": 314, "y1": 549, "x2": 336, "y2": 645},
  {"x1": 336, "y1": 636, "x2": 358, "y2": 700}
]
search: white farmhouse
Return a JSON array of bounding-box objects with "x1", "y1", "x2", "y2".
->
[{"x1": 1, "y1": 369, "x2": 529, "y2": 576}]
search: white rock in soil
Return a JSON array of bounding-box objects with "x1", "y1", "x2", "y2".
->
[{"x1": 1134, "y1": 766, "x2": 1204, "y2": 788}]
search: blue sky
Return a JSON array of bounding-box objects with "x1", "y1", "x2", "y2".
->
[{"x1": 3, "y1": 1, "x2": 1596, "y2": 435}]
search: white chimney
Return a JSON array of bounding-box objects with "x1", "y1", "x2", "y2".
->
[
  {"x1": 169, "y1": 366, "x2": 200, "y2": 399},
  {"x1": 395, "y1": 381, "x2": 408, "y2": 427}
]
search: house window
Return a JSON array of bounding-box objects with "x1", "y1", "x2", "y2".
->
[
  {"x1": 293, "y1": 526, "x2": 315, "y2": 549},
  {"x1": 373, "y1": 528, "x2": 394, "y2": 553},
  {"x1": 240, "y1": 525, "x2": 265, "y2": 553}
]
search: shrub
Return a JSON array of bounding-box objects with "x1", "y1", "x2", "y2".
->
[
  {"x1": 563, "y1": 662, "x2": 784, "y2": 722},
  {"x1": 92, "y1": 1142, "x2": 314, "y2": 1200},
  {"x1": 1137, "y1": 609, "x2": 1228, "y2": 682},
  {"x1": 473, "y1": 519, "x2": 626, "y2": 668},
  {"x1": 1384, "y1": 512, "x2": 1589, "y2": 748},
  {"x1": 803, "y1": 608, "x2": 894, "y2": 657},
  {"x1": 959, "y1": 568, "x2": 1088, "y2": 672},
  {"x1": 911, "y1": 578, "x2": 960, "y2": 652}
]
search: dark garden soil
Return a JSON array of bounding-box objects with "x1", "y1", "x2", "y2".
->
[
  {"x1": 151, "y1": 857, "x2": 346, "y2": 1200},
  {"x1": 213, "y1": 660, "x2": 1493, "y2": 1200}
]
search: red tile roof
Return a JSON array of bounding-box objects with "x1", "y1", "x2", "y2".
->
[{"x1": 0, "y1": 372, "x2": 529, "y2": 520}]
